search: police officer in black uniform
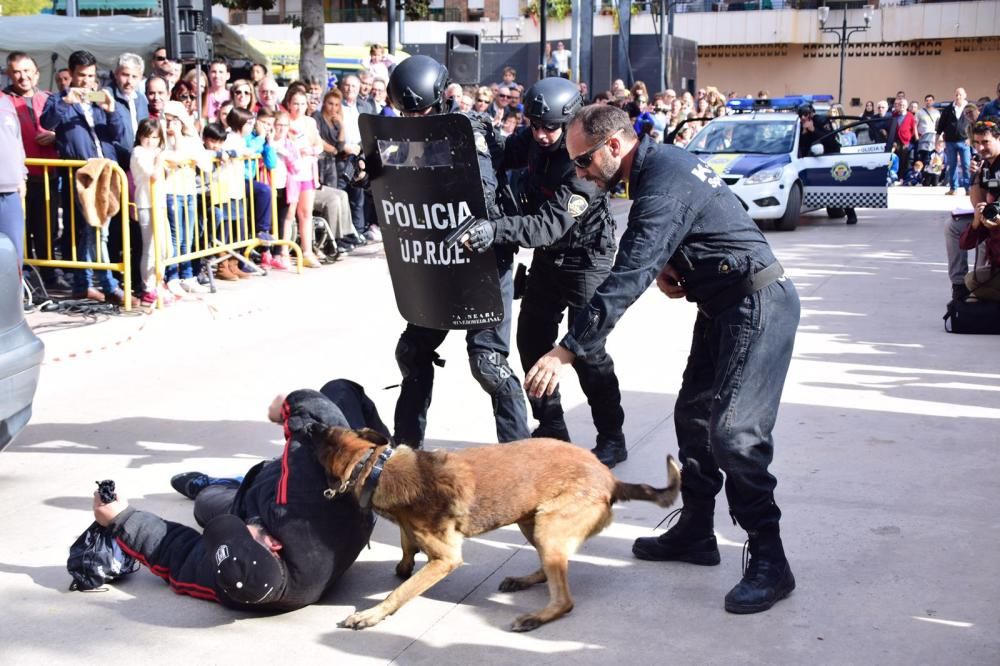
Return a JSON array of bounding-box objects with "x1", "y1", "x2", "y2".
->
[
  {"x1": 385, "y1": 55, "x2": 532, "y2": 448},
  {"x1": 798, "y1": 103, "x2": 857, "y2": 224},
  {"x1": 462, "y1": 77, "x2": 627, "y2": 467},
  {"x1": 526, "y1": 104, "x2": 800, "y2": 614}
]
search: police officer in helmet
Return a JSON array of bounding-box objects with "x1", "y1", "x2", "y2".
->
[
  {"x1": 462, "y1": 77, "x2": 627, "y2": 467},
  {"x1": 386, "y1": 55, "x2": 532, "y2": 448}
]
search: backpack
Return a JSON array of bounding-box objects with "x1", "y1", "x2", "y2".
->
[{"x1": 943, "y1": 298, "x2": 1000, "y2": 334}]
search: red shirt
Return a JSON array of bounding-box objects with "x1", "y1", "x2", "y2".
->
[
  {"x1": 6, "y1": 89, "x2": 58, "y2": 176},
  {"x1": 895, "y1": 111, "x2": 916, "y2": 145}
]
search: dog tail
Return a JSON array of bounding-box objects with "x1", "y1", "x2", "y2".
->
[{"x1": 612, "y1": 455, "x2": 681, "y2": 508}]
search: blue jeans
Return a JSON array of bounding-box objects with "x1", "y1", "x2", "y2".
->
[
  {"x1": 673, "y1": 277, "x2": 800, "y2": 531},
  {"x1": 244, "y1": 179, "x2": 272, "y2": 237},
  {"x1": 393, "y1": 259, "x2": 531, "y2": 447},
  {"x1": 165, "y1": 194, "x2": 195, "y2": 281},
  {"x1": 945, "y1": 141, "x2": 971, "y2": 191},
  {"x1": 71, "y1": 203, "x2": 119, "y2": 293}
]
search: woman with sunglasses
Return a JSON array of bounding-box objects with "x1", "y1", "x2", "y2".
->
[
  {"x1": 229, "y1": 79, "x2": 257, "y2": 112},
  {"x1": 171, "y1": 80, "x2": 200, "y2": 130}
]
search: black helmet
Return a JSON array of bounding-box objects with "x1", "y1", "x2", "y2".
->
[
  {"x1": 387, "y1": 55, "x2": 449, "y2": 114},
  {"x1": 796, "y1": 102, "x2": 816, "y2": 118},
  {"x1": 523, "y1": 78, "x2": 583, "y2": 126}
]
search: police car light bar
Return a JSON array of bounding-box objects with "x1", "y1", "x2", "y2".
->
[{"x1": 726, "y1": 94, "x2": 834, "y2": 113}]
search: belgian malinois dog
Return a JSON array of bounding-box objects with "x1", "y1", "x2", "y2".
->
[{"x1": 315, "y1": 427, "x2": 680, "y2": 632}]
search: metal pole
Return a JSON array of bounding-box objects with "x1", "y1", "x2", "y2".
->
[
  {"x1": 539, "y1": 0, "x2": 547, "y2": 81},
  {"x1": 398, "y1": 1, "x2": 405, "y2": 47},
  {"x1": 838, "y1": 9, "x2": 846, "y2": 105},
  {"x1": 571, "y1": 0, "x2": 581, "y2": 82},
  {"x1": 659, "y1": 1, "x2": 667, "y2": 91},
  {"x1": 66, "y1": 0, "x2": 77, "y2": 16},
  {"x1": 387, "y1": 0, "x2": 396, "y2": 55}
]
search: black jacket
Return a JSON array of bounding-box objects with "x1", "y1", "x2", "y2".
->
[
  {"x1": 561, "y1": 136, "x2": 776, "y2": 360},
  {"x1": 495, "y1": 128, "x2": 615, "y2": 261},
  {"x1": 111, "y1": 380, "x2": 387, "y2": 611}
]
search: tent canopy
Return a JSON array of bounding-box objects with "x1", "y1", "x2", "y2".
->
[{"x1": 0, "y1": 15, "x2": 267, "y2": 89}]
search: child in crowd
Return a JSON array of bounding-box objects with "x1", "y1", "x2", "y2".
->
[
  {"x1": 130, "y1": 118, "x2": 171, "y2": 306},
  {"x1": 501, "y1": 112, "x2": 520, "y2": 138},
  {"x1": 284, "y1": 90, "x2": 324, "y2": 268},
  {"x1": 161, "y1": 101, "x2": 212, "y2": 298},
  {"x1": 203, "y1": 122, "x2": 247, "y2": 281},
  {"x1": 269, "y1": 111, "x2": 296, "y2": 271},
  {"x1": 221, "y1": 108, "x2": 276, "y2": 267},
  {"x1": 217, "y1": 101, "x2": 234, "y2": 130},
  {"x1": 886, "y1": 152, "x2": 899, "y2": 186},
  {"x1": 924, "y1": 138, "x2": 947, "y2": 186},
  {"x1": 902, "y1": 160, "x2": 924, "y2": 187}
]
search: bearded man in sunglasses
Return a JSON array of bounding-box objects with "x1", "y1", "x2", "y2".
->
[
  {"x1": 525, "y1": 104, "x2": 801, "y2": 616},
  {"x1": 461, "y1": 77, "x2": 626, "y2": 468}
]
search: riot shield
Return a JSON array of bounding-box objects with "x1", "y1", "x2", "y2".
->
[{"x1": 360, "y1": 114, "x2": 504, "y2": 330}]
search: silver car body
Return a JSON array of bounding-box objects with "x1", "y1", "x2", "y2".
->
[{"x1": 0, "y1": 234, "x2": 43, "y2": 451}]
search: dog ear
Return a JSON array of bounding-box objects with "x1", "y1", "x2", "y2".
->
[{"x1": 354, "y1": 428, "x2": 390, "y2": 447}]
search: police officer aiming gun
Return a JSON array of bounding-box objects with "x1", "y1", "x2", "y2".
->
[
  {"x1": 526, "y1": 104, "x2": 800, "y2": 615},
  {"x1": 459, "y1": 78, "x2": 627, "y2": 467},
  {"x1": 386, "y1": 55, "x2": 532, "y2": 448}
]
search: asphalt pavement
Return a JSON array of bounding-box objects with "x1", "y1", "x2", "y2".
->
[{"x1": 2, "y1": 187, "x2": 997, "y2": 665}]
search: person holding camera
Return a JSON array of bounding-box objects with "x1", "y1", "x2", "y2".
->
[
  {"x1": 959, "y1": 119, "x2": 1000, "y2": 301},
  {"x1": 41, "y1": 49, "x2": 126, "y2": 304}
]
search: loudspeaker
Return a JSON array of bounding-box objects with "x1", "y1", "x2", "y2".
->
[
  {"x1": 445, "y1": 31, "x2": 481, "y2": 85},
  {"x1": 163, "y1": 0, "x2": 212, "y2": 62}
]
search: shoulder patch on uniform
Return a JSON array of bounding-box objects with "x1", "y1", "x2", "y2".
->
[
  {"x1": 567, "y1": 194, "x2": 589, "y2": 218},
  {"x1": 475, "y1": 133, "x2": 489, "y2": 155}
]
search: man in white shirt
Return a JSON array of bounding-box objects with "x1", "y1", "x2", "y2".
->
[{"x1": 553, "y1": 42, "x2": 571, "y2": 78}]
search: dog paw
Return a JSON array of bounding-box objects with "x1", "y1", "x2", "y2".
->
[
  {"x1": 510, "y1": 613, "x2": 543, "y2": 632},
  {"x1": 498, "y1": 577, "x2": 530, "y2": 593},
  {"x1": 339, "y1": 608, "x2": 386, "y2": 630},
  {"x1": 395, "y1": 562, "x2": 414, "y2": 579}
]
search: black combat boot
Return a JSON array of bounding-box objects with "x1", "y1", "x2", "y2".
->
[
  {"x1": 724, "y1": 526, "x2": 795, "y2": 614},
  {"x1": 632, "y1": 498, "x2": 720, "y2": 565},
  {"x1": 591, "y1": 434, "x2": 627, "y2": 468}
]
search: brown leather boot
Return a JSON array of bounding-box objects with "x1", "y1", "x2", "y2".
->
[{"x1": 230, "y1": 258, "x2": 251, "y2": 279}]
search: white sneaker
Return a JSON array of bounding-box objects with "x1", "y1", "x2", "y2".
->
[
  {"x1": 364, "y1": 226, "x2": 382, "y2": 242},
  {"x1": 166, "y1": 279, "x2": 186, "y2": 298},
  {"x1": 181, "y1": 277, "x2": 210, "y2": 294}
]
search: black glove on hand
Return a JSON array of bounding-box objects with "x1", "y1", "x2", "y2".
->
[{"x1": 465, "y1": 218, "x2": 497, "y2": 253}]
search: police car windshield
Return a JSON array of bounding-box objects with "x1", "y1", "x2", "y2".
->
[{"x1": 687, "y1": 120, "x2": 797, "y2": 155}]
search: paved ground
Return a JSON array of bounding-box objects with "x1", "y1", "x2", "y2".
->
[{"x1": 2, "y1": 188, "x2": 997, "y2": 665}]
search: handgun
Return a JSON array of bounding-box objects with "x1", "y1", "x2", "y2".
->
[{"x1": 444, "y1": 214, "x2": 480, "y2": 249}]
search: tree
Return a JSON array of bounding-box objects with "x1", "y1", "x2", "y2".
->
[{"x1": 214, "y1": 0, "x2": 322, "y2": 84}]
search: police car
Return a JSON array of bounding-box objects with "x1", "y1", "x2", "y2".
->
[{"x1": 682, "y1": 95, "x2": 890, "y2": 231}]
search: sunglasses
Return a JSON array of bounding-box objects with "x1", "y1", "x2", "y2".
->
[
  {"x1": 497, "y1": 94, "x2": 509, "y2": 99},
  {"x1": 476, "y1": 97, "x2": 490, "y2": 103},
  {"x1": 572, "y1": 135, "x2": 613, "y2": 169},
  {"x1": 176, "y1": 95, "x2": 194, "y2": 102},
  {"x1": 234, "y1": 89, "x2": 251, "y2": 95},
  {"x1": 154, "y1": 55, "x2": 168, "y2": 62},
  {"x1": 530, "y1": 119, "x2": 561, "y2": 132},
  {"x1": 975, "y1": 120, "x2": 997, "y2": 129}
]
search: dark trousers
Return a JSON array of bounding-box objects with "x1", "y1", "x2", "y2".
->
[
  {"x1": 674, "y1": 278, "x2": 800, "y2": 532},
  {"x1": 23, "y1": 176, "x2": 61, "y2": 280},
  {"x1": 342, "y1": 182, "x2": 366, "y2": 236},
  {"x1": 893, "y1": 141, "x2": 910, "y2": 181},
  {"x1": 516, "y1": 251, "x2": 624, "y2": 443},
  {"x1": 245, "y1": 178, "x2": 272, "y2": 237},
  {"x1": 393, "y1": 259, "x2": 530, "y2": 446}
]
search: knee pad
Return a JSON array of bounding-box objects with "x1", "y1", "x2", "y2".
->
[{"x1": 469, "y1": 351, "x2": 518, "y2": 396}]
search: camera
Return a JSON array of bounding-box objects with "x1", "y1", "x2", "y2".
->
[{"x1": 982, "y1": 202, "x2": 1000, "y2": 222}]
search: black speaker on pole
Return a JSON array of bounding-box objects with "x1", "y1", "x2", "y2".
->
[
  {"x1": 163, "y1": 0, "x2": 212, "y2": 62},
  {"x1": 445, "y1": 31, "x2": 481, "y2": 85}
]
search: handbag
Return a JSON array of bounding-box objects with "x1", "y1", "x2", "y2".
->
[
  {"x1": 943, "y1": 298, "x2": 1000, "y2": 334},
  {"x1": 67, "y1": 519, "x2": 140, "y2": 591}
]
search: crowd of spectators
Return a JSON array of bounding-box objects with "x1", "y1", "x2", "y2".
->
[{"x1": 1, "y1": 38, "x2": 997, "y2": 307}]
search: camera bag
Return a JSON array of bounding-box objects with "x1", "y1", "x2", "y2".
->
[{"x1": 944, "y1": 298, "x2": 1000, "y2": 334}]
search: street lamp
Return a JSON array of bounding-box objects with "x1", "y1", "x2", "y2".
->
[{"x1": 818, "y1": 3, "x2": 875, "y2": 106}]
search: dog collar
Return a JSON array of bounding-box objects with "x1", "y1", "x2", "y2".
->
[{"x1": 358, "y1": 446, "x2": 393, "y2": 512}]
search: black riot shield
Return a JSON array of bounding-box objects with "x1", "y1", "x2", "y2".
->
[{"x1": 360, "y1": 114, "x2": 503, "y2": 330}]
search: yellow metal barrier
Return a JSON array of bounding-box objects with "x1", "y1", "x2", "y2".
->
[
  {"x1": 150, "y1": 155, "x2": 302, "y2": 307},
  {"x1": 23, "y1": 157, "x2": 132, "y2": 311}
]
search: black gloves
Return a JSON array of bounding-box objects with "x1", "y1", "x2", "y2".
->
[{"x1": 465, "y1": 218, "x2": 497, "y2": 253}]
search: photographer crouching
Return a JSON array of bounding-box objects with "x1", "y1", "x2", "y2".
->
[{"x1": 960, "y1": 119, "x2": 1000, "y2": 301}]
